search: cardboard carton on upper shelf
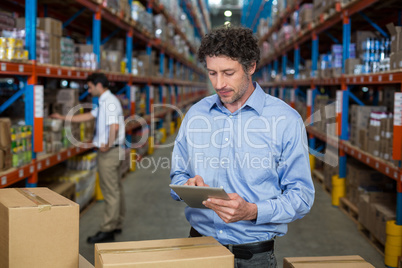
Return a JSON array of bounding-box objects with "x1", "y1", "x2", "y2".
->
[
  {"x1": 16, "y1": 17, "x2": 62, "y2": 36},
  {"x1": 0, "y1": 118, "x2": 11, "y2": 148},
  {"x1": 0, "y1": 187, "x2": 79, "y2": 268},
  {"x1": 283, "y1": 255, "x2": 374, "y2": 267},
  {"x1": 95, "y1": 236, "x2": 234, "y2": 268},
  {"x1": 345, "y1": 58, "x2": 361, "y2": 75},
  {"x1": 0, "y1": 147, "x2": 12, "y2": 171},
  {"x1": 386, "y1": 23, "x2": 402, "y2": 54}
]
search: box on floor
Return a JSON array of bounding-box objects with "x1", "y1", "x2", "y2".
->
[
  {"x1": 0, "y1": 187, "x2": 79, "y2": 268},
  {"x1": 95, "y1": 236, "x2": 234, "y2": 268},
  {"x1": 80, "y1": 255, "x2": 94, "y2": 268},
  {"x1": 283, "y1": 255, "x2": 374, "y2": 267}
]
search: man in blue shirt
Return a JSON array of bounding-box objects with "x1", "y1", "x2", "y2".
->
[{"x1": 170, "y1": 26, "x2": 315, "y2": 267}]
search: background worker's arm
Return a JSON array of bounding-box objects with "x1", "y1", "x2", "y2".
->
[{"x1": 50, "y1": 112, "x2": 95, "y2": 123}]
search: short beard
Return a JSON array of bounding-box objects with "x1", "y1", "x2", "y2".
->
[{"x1": 220, "y1": 74, "x2": 250, "y2": 104}]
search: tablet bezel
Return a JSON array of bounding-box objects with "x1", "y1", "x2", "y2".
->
[{"x1": 169, "y1": 184, "x2": 230, "y2": 209}]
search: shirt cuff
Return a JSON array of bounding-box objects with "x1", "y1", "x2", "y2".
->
[
  {"x1": 254, "y1": 200, "x2": 274, "y2": 225},
  {"x1": 90, "y1": 108, "x2": 98, "y2": 118}
]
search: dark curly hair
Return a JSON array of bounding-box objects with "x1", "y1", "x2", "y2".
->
[{"x1": 197, "y1": 25, "x2": 260, "y2": 73}]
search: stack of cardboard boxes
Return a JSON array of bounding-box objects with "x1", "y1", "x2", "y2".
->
[
  {"x1": 349, "y1": 105, "x2": 387, "y2": 150},
  {"x1": 313, "y1": 95, "x2": 337, "y2": 137},
  {"x1": 313, "y1": 0, "x2": 339, "y2": 20},
  {"x1": 298, "y1": 4, "x2": 314, "y2": 29},
  {"x1": 0, "y1": 118, "x2": 12, "y2": 172},
  {"x1": 75, "y1": 44, "x2": 97, "y2": 70},
  {"x1": 346, "y1": 159, "x2": 395, "y2": 205},
  {"x1": 387, "y1": 23, "x2": 402, "y2": 70},
  {"x1": 16, "y1": 17, "x2": 62, "y2": 65},
  {"x1": 358, "y1": 192, "x2": 396, "y2": 245}
]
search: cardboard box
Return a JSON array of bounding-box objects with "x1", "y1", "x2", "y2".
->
[
  {"x1": 57, "y1": 89, "x2": 79, "y2": 105},
  {"x1": 0, "y1": 147, "x2": 12, "y2": 171},
  {"x1": 345, "y1": 58, "x2": 361, "y2": 74},
  {"x1": 0, "y1": 118, "x2": 11, "y2": 148},
  {"x1": 283, "y1": 255, "x2": 374, "y2": 267},
  {"x1": 95, "y1": 236, "x2": 234, "y2": 268},
  {"x1": 0, "y1": 188, "x2": 79, "y2": 268},
  {"x1": 386, "y1": 23, "x2": 402, "y2": 53},
  {"x1": 80, "y1": 254, "x2": 94, "y2": 268},
  {"x1": 374, "y1": 203, "x2": 396, "y2": 245}
]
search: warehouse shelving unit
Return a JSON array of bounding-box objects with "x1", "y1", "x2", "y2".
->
[
  {"x1": 251, "y1": 0, "x2": 402, "y2": 263},
  {"x1": 0, "y1": 0, "x2": 210, "y2": 188}
]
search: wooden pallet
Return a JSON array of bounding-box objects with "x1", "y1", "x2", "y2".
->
[
  {"x1": 358, "y1": 223, "x2": 385, "y2": 257},
  {"x1": 339, "y1": 197, "x2": 359, "y2": 225}
]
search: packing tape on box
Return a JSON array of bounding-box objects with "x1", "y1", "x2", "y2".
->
[
  {"x1": 98, "y1": 243, "x2": 220, "y2": 255},
  {"x1": 16, "y1": 188, "x2": 52, "y2": 212}
]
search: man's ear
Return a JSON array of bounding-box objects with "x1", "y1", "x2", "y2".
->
[{"x1": 248, "y1": 62, "x2": 257, "y2": 75}]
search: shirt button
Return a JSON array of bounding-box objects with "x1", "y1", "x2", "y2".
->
[
  {"x1": 219, "y1": 230, "x2": 223, "y2": 234},
  {"x1": 225, "y1": 138, "x2": 229, "y2": 141},
  {"x1": 220, "y1": 186, "x2": 224, "y2": 189},
  {"x1": 229, "y1": 115, "x2": 233, "y2": 118}
]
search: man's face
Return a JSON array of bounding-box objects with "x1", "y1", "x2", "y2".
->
[
  {"x1": 206, "y1": 56, "x2": 253, "y2": 106},
  {"x1": 87, "y1": 81, "x2": 102, "y2": 97}
]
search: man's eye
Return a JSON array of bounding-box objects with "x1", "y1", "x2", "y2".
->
[
  {"x1": 226, "y1": 73, "x2": 234, "y2": 76},
  {"x1": 209, "y1": 73, "x2": 216, "y2": 76}
]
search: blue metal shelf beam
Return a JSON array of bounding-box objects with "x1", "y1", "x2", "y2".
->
[
  {"x1": 102, "y1": 28, "x2": 122, "y2": 45},
  {"x1": 0, "y1": 87, "x2": 26, "y2": 113},
  {"x1": 62, "y1": 7, "x2": 86, "y2": 29},
  {"x1": 358, "y1": 12, "x2": 389, "y2": 38}
]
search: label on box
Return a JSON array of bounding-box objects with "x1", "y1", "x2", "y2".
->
[
  {"x1": 336, "y1": 90, "x2": 342, "y2": 114},
  {"x1": 1, "y1": 176, "x2": 6, "y2": 185},
  {"x1": 34, "y1": 85, "x2": 44, "y2": 118}
]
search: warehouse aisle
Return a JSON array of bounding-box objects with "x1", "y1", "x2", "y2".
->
[{"x1": 79, "y1": 134, "x2": 385, "y2": 267}]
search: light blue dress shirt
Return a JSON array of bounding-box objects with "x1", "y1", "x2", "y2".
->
[{"x1": 170, "y1": 82, "x2": 315, "y2": 245}]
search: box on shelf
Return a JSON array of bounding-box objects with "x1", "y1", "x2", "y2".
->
[
  {"x1": 0, "y1": 188, "x2": 79, "y2": 268},
  {"x1": 95, "y1": 236, "x2": 234, "y2": 268},
  {"x1": 345, "y1": 58, "x2": 361, "y2": 74},
  {"x1": 386, "y1": 23, "x2": 402, "y2": 54},
  {"x1": 0, "y1": 118, "x2": 11, "y2": 148},
  {"x1": 283, "y1": 255, "x2": 374, "y2": 267}
]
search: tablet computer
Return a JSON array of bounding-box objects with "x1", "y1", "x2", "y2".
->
[{"x1": 169, "y1": 184, "x2": 230, "y2": 209}]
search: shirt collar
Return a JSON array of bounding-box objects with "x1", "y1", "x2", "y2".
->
[
  {"x1": 99, "y1": 90, "x2": 111, "y2": 102},
  {"x1": 208, "y1": 82, "x2": 265, "y2": 116}
]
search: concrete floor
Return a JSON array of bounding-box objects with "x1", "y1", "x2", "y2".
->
[{"x1": 79, "y1": 134, "x2": 385, "y2": 267}]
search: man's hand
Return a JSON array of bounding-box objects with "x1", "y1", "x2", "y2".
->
[
  {"x1": 184, "y1": 175, "x2": 209, "y2": 187},
  {"x1": 99, "y1": 143, "x2": 110, "y2": 153},
  {"x1": 203, "y1": 193, "x2": 258, "y2": 223},
  {"x1": 49, "y1": 113, "x2": 64, "y2": 120}
]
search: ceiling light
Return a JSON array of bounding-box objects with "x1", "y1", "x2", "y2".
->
[{"x1": 224, "y1": 10, "x2": 232, "y2": 17}]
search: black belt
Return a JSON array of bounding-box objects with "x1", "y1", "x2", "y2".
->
[
  {"x1": 225, "y1": 240, "x2": 274, "y2": 260},
  {"x1": 189, "y1": 227, "x2": 274, "y2": 260}
]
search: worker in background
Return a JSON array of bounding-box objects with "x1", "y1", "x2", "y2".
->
[
  {"x1": 51, "y1": 72, "x2": 126, "y2": 244},
  {"x1": 170, "y1": 26, "x2": 315, "y2": 267}
]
